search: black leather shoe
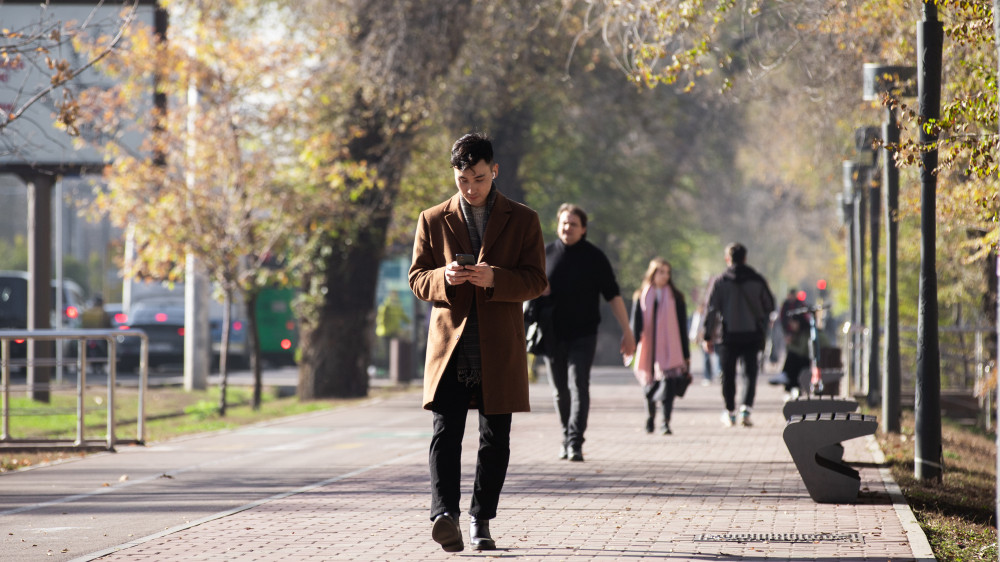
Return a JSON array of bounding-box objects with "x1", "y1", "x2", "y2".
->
[
  {"x1": 569, "y1": 447, "x2": 584, "y2": 462},
  {"x1": 470, "y1": 518, "x2": 496, "y2": 550},
  {"x1": 431, "y1": 512, "x2": 463, "y2": 552},
  {"x1": 558, "y1": 444, "x2": 569, "y2": 460}
]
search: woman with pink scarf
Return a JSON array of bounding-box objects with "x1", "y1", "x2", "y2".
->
[{"x1": 628, "y1": 258, "x2": 691, "y2": 435}]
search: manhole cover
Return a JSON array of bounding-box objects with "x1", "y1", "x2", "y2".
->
[{"x1": 695, "y1": 533, "x2": 863, "y2": 543}]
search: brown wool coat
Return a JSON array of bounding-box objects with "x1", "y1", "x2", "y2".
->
[{"x1": 409, "y1": 190, "x2": 547, "y2": 415}]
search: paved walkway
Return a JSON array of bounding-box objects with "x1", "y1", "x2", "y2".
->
[{"x1": 16, "y1": 366, "x2": 933, "y2": 561}]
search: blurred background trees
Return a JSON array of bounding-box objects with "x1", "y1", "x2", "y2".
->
[{"x1": 1, "y1": 0, "x2": 993, "y2": 398}]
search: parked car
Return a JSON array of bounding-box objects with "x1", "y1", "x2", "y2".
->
[
  {"x1": 210, "y1": 310, "x2": 249, "y2": 369},
  {"x1": 115, "y1": 300, "x2": 186, "y2": 371},
  {"x1": 114, "y1": 298, "x2": 249, "y2": 371},
  {"x1": 105, "y1": 302, "x2": 124, "y2": 326},
  {"x1": 0, "y1": 271, "x2": 86, "y2": 363}
]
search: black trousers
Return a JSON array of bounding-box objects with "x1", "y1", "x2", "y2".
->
[
  {"x1": 644, "y1": 377, "x2": 678, "y2": 424},
  {"x1": 429, "y1": 361, "x2": 512, "y2": 522},
  {"x1": 717, "y1": 342, "x2": 761, "y2": 412},
  {"x1": 543, "y1": 334, "x2": 597, "y2": 449}
]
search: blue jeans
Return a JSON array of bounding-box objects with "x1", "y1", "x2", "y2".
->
[
  {"x1": 544, "y1": 335, "x2": 597, "y2": 450},
  {"x1": 701, "y1": 348, "x2": 718, "y2": 382}
]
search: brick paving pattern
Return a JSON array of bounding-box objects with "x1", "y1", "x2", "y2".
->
[{"x1": 81, "y1": 367, "x2": 932, "y2": 561}]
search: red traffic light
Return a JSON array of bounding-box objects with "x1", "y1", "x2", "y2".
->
[{"x1": 816, "y1": 279, "x2": 827, "y2": 291}]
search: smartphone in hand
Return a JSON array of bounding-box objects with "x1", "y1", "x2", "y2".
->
[{"x1": 454, "y1": 253, "x2": 476, "y2": 266}]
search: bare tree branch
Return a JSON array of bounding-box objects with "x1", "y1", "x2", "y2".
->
[{"x1": 0, "y1": 0, "x2": 140, "y2": 136}]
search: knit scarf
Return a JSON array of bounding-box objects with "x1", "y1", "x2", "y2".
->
[
  {"x1": 453, "y1": 186, "x2": 497, "y2": 388},
  {"x1": 633, "y1": 285, "x2": 685, "y2": 387}
]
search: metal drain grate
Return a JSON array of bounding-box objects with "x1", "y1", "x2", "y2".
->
[{"x1": 695, "y1": 532, "x2": 863, "y2": 544}]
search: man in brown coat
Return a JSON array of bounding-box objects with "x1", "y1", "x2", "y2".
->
[{"x1": 409, "y1": 133, "x2": 547, "y2": 552}]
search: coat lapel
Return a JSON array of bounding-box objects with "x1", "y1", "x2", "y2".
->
[
  {"x1": 443, "y1": 195, "x2": 474, "y2": 255},
  {"x1": 480, "y1": 191, "x2": 510, "y2": 260}
]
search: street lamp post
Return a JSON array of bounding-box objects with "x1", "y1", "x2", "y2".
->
[
  {"x1": 855, "y1": 127, "x2": 881, "y2": 408},
  {"x1": 864, "y1": 63, "x2": 916, "y2": 433},
  {"x1": 881, "y1": 106, "x2": 902, "y2": 429},
  {"x1": 843, "y1": 161, "x2": 866, "y2": 393},
  {"x1": 993, "y1": 0, "x2": 1000, "y2": 544},
  {"x1": 915, "y1": 0, "x2": 943, "y2": 482},
  {"x1": 837, "y1": 189, "x2": 855, "y2": 386}
]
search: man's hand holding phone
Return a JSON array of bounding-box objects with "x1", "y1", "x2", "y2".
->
[{"x1": 446, "y1": 253, "x2": 494, "y2": 288}]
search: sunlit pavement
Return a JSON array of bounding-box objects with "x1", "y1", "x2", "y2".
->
[{"x1": 2, "y1": 366, "x2": 933, "y2": 561}]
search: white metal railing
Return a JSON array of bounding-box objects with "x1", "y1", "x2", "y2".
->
[{"x1": 0, "y1": 329, "x2": 148, "y2": 450}]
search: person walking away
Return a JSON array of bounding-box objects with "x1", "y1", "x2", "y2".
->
[
  {"x1": 81, "y1": 295, "x2": 111, "y2": 329},
  {"x1": 690, "y1": 290, "x2": 718, "y2": 385},
  {"x1": 776, "y1": 289, "x2": 811, "y2": 401},
  {"x1": 541, "y1": 203, "x2": 636, "y2": 462},
  {"x1": 702, "y1": 243, "x2": 775, "y2": 427},
  {"x1": 81, "y1": 295, "x2": 112, "y2": 370},
  {"x1": 409, "y1": 133, "x2": 547, "y2": 552},
  {"x1": 629, "y1": 258, "x2": 690, "y2": 435}
]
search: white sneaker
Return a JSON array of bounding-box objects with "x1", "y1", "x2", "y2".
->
[
  {"x1": 739, "y1": 406, "x2": 753, "y2": 427},
  {"x1": 721, "y1": 410, "x2": 736, "y2": 427}
]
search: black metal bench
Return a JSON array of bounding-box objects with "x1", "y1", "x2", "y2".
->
[
  {"x1": 783, "y1": 412, "x2": 878, "y2": 503},
  {"x1": 782, "y1": 395, "x2": 859, "y2": 420}
]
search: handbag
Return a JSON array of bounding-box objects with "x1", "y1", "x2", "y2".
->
[
  {"x1": 523, "y1": 297, "x2": 553, "y2": 356},
  {"x1": 674, "y1": 368, "x2": 693, "y2": 398},
  {"x1": 525, "y1": 318, "x2": 545, "y2": 355}
]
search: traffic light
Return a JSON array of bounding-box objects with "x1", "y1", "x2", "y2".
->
[
  {"x1": 815, "y1": 279, "x2": 828, "y2": 329},
  {"x1": 816, "y1": 279, "x2": 828, "y2": 300}
]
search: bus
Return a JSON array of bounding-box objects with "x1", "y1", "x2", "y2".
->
[{"x1": 255, "y1": 286, "x2": 298, "y2": 366}]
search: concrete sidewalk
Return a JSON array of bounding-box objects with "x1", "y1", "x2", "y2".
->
[{"x1": 71, "y1": 366, "x2": 932, "y2": 561}]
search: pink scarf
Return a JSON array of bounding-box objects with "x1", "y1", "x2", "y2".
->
[{"x1": 634, "y1": 285, "x2": 685, "y2": 386}]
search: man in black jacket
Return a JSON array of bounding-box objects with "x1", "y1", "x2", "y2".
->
[
  {"x1": 540, "y1": 203, "x2": 636, "y2": 461},
  {"x1": 702, "y1": 243, "x2": 775, "y2": 427}
]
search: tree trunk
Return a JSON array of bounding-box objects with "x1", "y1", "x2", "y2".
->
[
  {"x1": 245, "y1": 290, "x2": 262, "y2": 410},
  {"x1": 490, "y1": 103, "x2": 533, "y2": 204},
  {"x1": 297, "y1": 0, "x2": 473, "y2": 399},
  {"x1": 298, "y1": 225, "x2": 385, "y2": 399},
  {"x1": 217, "y1": 291, "x2": 231, "y2": 416}
]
